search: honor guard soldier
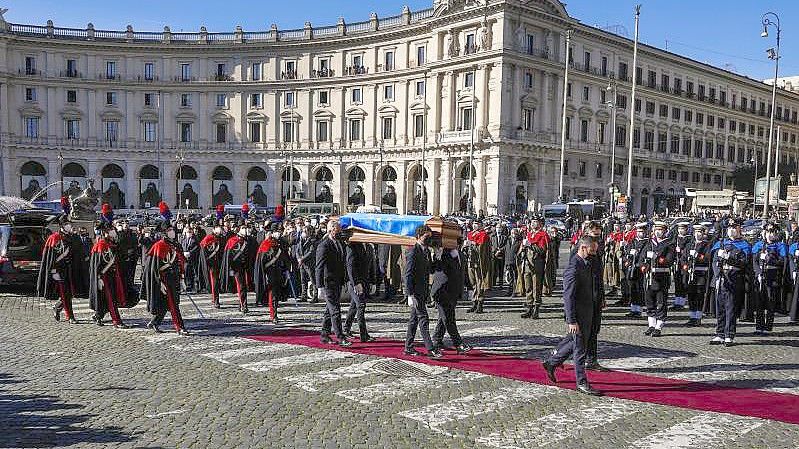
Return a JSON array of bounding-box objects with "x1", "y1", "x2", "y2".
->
[
  {"x1": 199, "y1": 225, "x2": 224, "y2": 308},
  {"x1": 520, "y1": 217, "x2": 550, "y2": 319},
  {"x1": 615, "y1": 222, "x2": 636, "y2": 306},
  {"x1": 671, "y1": 222, "x2": 691, "y2": 310},
  {"x1": 624, "y1": 222, "x2": 649, "y2": 317},
  {"x1": 751, "y1": 223, "x2": 788, "y2": 335},
  {"x1": 710, "y1": 219, "x2": 751, "y2": 347},
  {"x1": 38, "y1": 216, "x2": 78, "y2": 324},
  {"x1": 254, "y1": 225, "x2": 289, "y2": 323},
  {"x1": 642, "y1": 221, "x2": 675, "y2": 337},
  {"x1": 221, "y1": 224, "x2": 254, "y2": 314},
  {"x1": 683, "y1": 225, "x2": 713, "y2": 326},
  {"x1": 88, "y1": 222, "x2": 128, "y2": 328},
  {"x1": 144, "y1": 221, "x2": 188, "y2": 334}
]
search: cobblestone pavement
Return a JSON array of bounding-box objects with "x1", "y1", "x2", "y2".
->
[{"x1": 2, "y1": 251, "x2": 799, "y2": 448}]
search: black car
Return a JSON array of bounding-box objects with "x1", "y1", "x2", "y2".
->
[{"x1": 0, "y1": 210, "x2": 58, "y2": 289}]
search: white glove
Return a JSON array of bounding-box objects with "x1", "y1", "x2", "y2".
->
[
  {"x1": 795, "y1": 249, "x2": 799, "y2": 257},
  {"x1": 717, "y1": 249, "x2": 727, "y2": 260},
  {"x1": 407, "y1": 295, "x2": 417, "y2": 307},
  {"x1": 689, "y1": 250, "x2": 697, "y2": 256},
  {"x1": 676, "y1": 247, "x2": 681, "y2": 253},
  {"x1": 646, "y1": 251, "x2": 654, "y2": 259},
  {"x1": 317, "y1": 287, "x2": 326, "y2": 301},
  {"x1": 183, "y1": 252, "x2": 190, "y2": 259},
  {"x1": 355, "y1": 284, "x2": 364, "y2": 296},
  {"x1": 97, "y1": 279, "x2": 104, "y2": 290},
  {"x1": 369, "y1": 284, "x2": 377, "y2": 295},
  {"x1": 160, "y1": 282, "x2": 167, "y2": 295},
  {"x1": 229, "y1": 270, "x2": 236, "y2": 276},
  {"x1": 51, "y1": 273, "x2": 62, "y2": 281},
  {"x1": 793, "y1": 272, "x2": 796, "y2": 281},
  {"x1": 467, "y1": 289, "x2": 474, "y2": 301},
  {"x1": 760, "y1": 252, "x2": 767, "y2": 260}
]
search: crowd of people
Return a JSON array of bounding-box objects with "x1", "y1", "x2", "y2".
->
[{"x1": 34, "y1": 199, "x2": 799, "y2": 393}]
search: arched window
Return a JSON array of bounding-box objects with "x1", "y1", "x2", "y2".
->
[
  {"x1": 247, "y1": 167, "x2": 267, "y2": 181},
  {"x1": 177, "y1": 165, "x2": 198, "y2": 180},
  {"x1": 382, "y1": 166, "x2": 397, "y2": 181},
  {"x1": 20, "y1": 161, "x2": 46, "y2": 176},
  {"x1": 460, "y1": 164, "x2": 476, "y2": 179},
  {"x1": 282, "y1": 167, "x2": 301, "y2": 181},
  {"x1": 62, "y1": 162, "x2": 86, "y2": 177},
  {"x1": 348, "y1": 166, "x2": 366, "y2": 181},
  {"x1": 315, "y1": 166, "x2": 333, "y2": 181},
  {"x1": 139, "y1": 165, "x2": 159, "y2": 179},
  {"x1": 212, "y1": 166, "x2": 233, "y2": 180},
  {"x1": 516, "y1": 164, "x2": 529, "y2": 181},
  {"x1": 101, "y1": 164, "x2": 124, "y2": 178}
]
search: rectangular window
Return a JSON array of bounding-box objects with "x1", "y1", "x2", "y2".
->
[
  {"x1": 657, "y1": 132, "x2": 667, "y2": 152},
  {"x1": 696, "y1": 113, "x2": 704, "y2": 125},
  {"x1": 216, "y1": 123, "x2": 226, "y2": 143},
  {"x1": 582, "y1": 86, "x2": 590, "y2": 102},
  {"x1": 352, "y1": 55, "x2": 362, "y2": 68},
  {"x1": 600, "y1": 89, "x2": 607, "y2": 104},
  {"x1": 415, "y1": 80, "x2": 425, "y2": 97},
  {"x1": 216, "y1": 63, "x2": 226, "y2": 77},
  {"x1": 522, "y1": 108, "x2": 534, "y2": 132},
  {"x1": 647, "y1": 70, "x2": 656, "y2": 88},
  {"x1": 580, "y1": 120, "x2": 589, "y2": 143},
  {"x1": 383, "y1": 84, "x2": 394, "y2": 101},
  {"x1": 381, "y1": 117, "x2": 393, "y2": 139},
  {"x1": 655, "y1": 168, "x2": 664, "y2": 180},
  {"x1": 66, "y1": 90, "x2": 77, "y2": 103},
  {"x1": 524, "y1": 72, "x2": 534, "y2": 89},
  {"x1": 285, "y1": 60, "x2": 296, "y2": 79},
  {"x1": 25, "y1": 87, "x2": 36, "y2": 102},
  {"x1": 105, "y1": 121, "x2": 118, "y2": 142},
  {"x1": 646, "y1": 101, "x2": 655, "y2": 115},
  {"x1": 251, "y1": 63, "x2": 261, "y2": 81},
  {"x1": 24, "y1": 117, "x2": 39, "y2": 138},
  {"x1": 215, "y1": 93, "x2": 226, "y2": 108},
  {"x1": 579, "y1": 161, "x2": 586, "y2": 177},
  {"x1": 316, "y1": 121, "x2": 329, "y2": 142},
  {"x1": 144, "y1": 93, "x2": 154, "y2": 107},
  {"x1": 565, "y1": 117, "x2": 572, "y2": 141},
  {"x1": 634, "y1": 98, "x2": 641, "y2": 112},
  {"x1": 598, "y1": 122, "x2": 606, "y2": 144},
  {"x1": 384, "y1": 51, "x2": 395, "y2": 70},
  {"x1": 527, "y1": 34, "x2": 535, "y2": 54},
  {"x1": 615, "y1": 125, "x2": 626, "y2": 146},
  {"x1": 644, "y1": 131, "x2": 654, "y2": 150},
  {"x1": 618, "y1": 62, "x2": 628, "y2": 80},
  {"x1": 144, "y1": 62, "x2": 154, "y2": 81},
  {"x1": 349, "y1": 119, "x2": 362, "y2": 141},
  {"x1": 65, "y1": 119, "x2": 79, "y2": 139},
  {"x1": 465, "y1": 33, "x2": 477, "y2": 54},
  {"x1": 180, "y1": 63, "x2": 191, "y2": 81},
  {"x1": 249, "y1": 122, "x2": 261, "y2": 142},
  {"x1": 414, "y1": 114, "x2": 425, "y2": 138},
  {"x1": 180, "y1": 123, "x2": 192, "y2": 142},
  {"x1": 642, "y1": 167, "x2": 652, "y2": 178},
  {"x1": 283, "y1": 122, "x2": 295, "y2": 143},
  {"x1": 143, "y1": 122, "x2": 156, "y2": 142},
  {"x1": 417, "y1": 46, "x2": 426, "y2": 65},
  {"x1": 461, "y1": 108, "x2": 473, "y2": 131},
  {"x1": 685, "y1": 110, "x2": 693, "y2": 123},
  {"x1": 672, "y1": 107, "x2": 680, "y2": 120},
  {"x1": 659, "y1": 104, "x2": 668, "y2": 117},
  {"x1": 351, "y1": 88, "x2": 362, "y2": 104},
  {"x1": 601, "y1": 56, "x2": 608, "y2": 76},
  {"x1": 465, "y1": 72, "x2": 475, "y2": 88},
  {"x1": 180, "y1": 93, "x2": 191, "y2": 108},
  {"x1": 64, "y1": 59, "x2": 77, "y2": 78},
  {"x1": 106, "y1": 61, "x2": 116, "y2": 79},
  {"x1": 583, "y1": 52, "x2": 591, "y2": 71},
  {"x1": 285, "y1": 91, "x2": 295, "y2": 107},
  {"x1": 250, "y1": 93, "x2": 262, "y2": 108},
  {"x1": 106, "y1": 91, "x2": 117, "y2": 106},
  {"x1": 617, "y1": 94, "x2": 627, "y2": 110},
  {"x1": 318, "y1": 90, "x2": 329, "y2": 106}
]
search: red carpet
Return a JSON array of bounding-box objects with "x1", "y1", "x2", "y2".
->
[{"x1": 246, "y1": 329, "x2": 799, "y2": 425}]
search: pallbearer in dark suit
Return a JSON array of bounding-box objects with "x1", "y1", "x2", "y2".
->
[
  {"x1": 543, "y1": 236, "x2": 603, "y2": 396},
  {"x1": 403, "y1": 225, "x2": 443, "y2": 359},
  {"x1": 315, "y1": 220, "x2": 352, "y2": 347},
  {"x1": 431, "y1": 239, "x2": 472, "y2": 354}
]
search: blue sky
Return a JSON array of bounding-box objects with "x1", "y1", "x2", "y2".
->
[{"x1": 3, "y1": 0, "x2": 797, "y2": 80}]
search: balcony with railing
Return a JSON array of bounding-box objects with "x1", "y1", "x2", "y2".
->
[
  {"x1": 344, "y1": 66, "x2": 368, "y2": 76},
  {"x1": 438, "y1": 129, "x2": 479, "y2": 144},
  {"x1": 213, "y1": 73, "x2": 233, "y2": 81},
  {"x1": 311, "y1": 68, "x2": 334, "y2": 78},
  {"x1": 281, "y1": 70, "x2": 299, "y2": 80}
]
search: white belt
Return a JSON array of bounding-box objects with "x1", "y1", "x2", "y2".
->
[
  {"x1": 693, "y1": 266, "x2": 709, "y2": 271},
  {"x1": 722, "y1": 264, "x2": 739, "y2": 271},
  {"x1": 651, "y1": 268, "x2": 670, "y2": 273}
]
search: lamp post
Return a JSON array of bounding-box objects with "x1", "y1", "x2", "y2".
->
[
  {"x1": 58, "y1": 150, "x2": 64, "y2": 196},
  {"x1": 557, "y1": 29, "x2": 573, "y2": 202},
  {"x1": 761, "y1": 11, "x2": 781, "y2": 218},
  {"x1": 626, "y1": 5, "x2": 641, "y2": 207},
  {"x1": 751, "y1": 156, "x2": 759, "y2": 214},
  {"x1": 379, "y1": 139, "x2": 384, "y2": 209},
  {"x1": 467, "y1": 66, "x2": 477, "y2": 215},
  {"x1": 605, "y1": 81, "x2": 618, "y2": 213}
]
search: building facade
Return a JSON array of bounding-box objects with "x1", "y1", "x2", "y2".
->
[{"x1": 1, "y1": 0, "x2": 798, "y2": 215}]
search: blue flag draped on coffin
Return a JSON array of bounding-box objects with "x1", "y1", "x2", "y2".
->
[{"x1": 339, "y1": 213, "x2": 432, "y2": 237}]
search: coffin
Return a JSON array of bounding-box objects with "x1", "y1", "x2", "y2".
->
[{"x1": 338, "y1": 213, "x2": 462, "y2": 249}]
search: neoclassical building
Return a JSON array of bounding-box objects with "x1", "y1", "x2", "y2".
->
[{"x1": 1, "y1": 0, "x2": 798, "y2": 215}]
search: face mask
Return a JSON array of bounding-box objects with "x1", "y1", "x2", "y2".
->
[
  {"x1": 301, "y1": 232, "x2": 308, "y2": 239},
  {"x1": 766, "y1": 232, "x2": 777, "y2": 243},
  {"x1": 115, "y1": 226, "x2": 124, "y2": 232},
  {"x1": 694, "y1": 232, "x2": 703, "y2": 241},
  {"x1": 107, "y1": 230, "x2": 117, "y2": 240},
  {"x1": 654, "y1": 230, "x2": 665, "y2": 239},
  {"x1": 213, "y1": 227, "x2": 222, "y2": 235},
  {"x1": 166, "y1": 230, "x2": 176, "y2": 239},
  {"x1": 144, "y1": 232, "x2": 151, "y2": 238},
  {"x1": 271, "y1": 232, "x2": 281, "y2": 239},
  {"x1": 727, "y1": 228, "x2": 739, "y2": 239},
  {"x1": 63, "y1": 224, "x2": 73, "y2": 233}
]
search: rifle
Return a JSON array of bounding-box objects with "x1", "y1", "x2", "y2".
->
[{"x1": 181, "y1": 279, "x2": 205, "y2": 319}]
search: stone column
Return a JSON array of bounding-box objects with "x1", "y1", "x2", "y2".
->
[
  {"x1": 441, "y1": 71, "x2": 454, "y2": 132},
  {"x1": 364, "y1": 162, "x2": 376, "y2": 207},
  {"x1": 475, "y1": 63, "x2": 490, "y2": 133},
  {"x1": 542, "y1": 71, "x2": 553, "y2": 133},
  {"x1": 124, "y1": 161, "x2": 138, "y2": 209},
  {"x1": 396, "y1": 160, "x2": 408, "y2": 214},
  {"x1": 429, "y1": 157, "x2": 441, "y2": 215},
  {"x1": 439, "y1": 156, "x2": 452, "y2": 214},
  {"x1": 198, "y1": 163, "x2": 212, "y2": 210}
]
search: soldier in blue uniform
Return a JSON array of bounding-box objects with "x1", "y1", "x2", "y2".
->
[
  {"x1": 710, "y1": 219, "x2": 751, "y2": 347},
  {"x1": 671, "y1": 222, "x2": 691, "y2": 311},
  {"x1": 788, "y1": 238, "x2": 799, "y2": 324},
  {"x1": 641, "y1": 221, "x2": 675, "y2": 337},
  {"x1": 624, "y1": 222, "x2": 649, "y2": 318},
  {"x1": 751, "y1": 223, "x2": 788, "y2": 335},
  {"x1": 683, "y1": 224, "x2": 712, "y2": 326}
]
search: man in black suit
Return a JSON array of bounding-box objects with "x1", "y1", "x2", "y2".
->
[
  {"x1": 543, "y1": 236, "x2": 603, "y2": 396},
  {"x1": 343, "y1": 241, "x2": 375, "y2": 342},
  {"x1": 403, "y1": 225, "x2": 443, "y2": 359},
  {"x1": 490, "y1": 223, "x2": 509, "y2": 287},
  {"x1": 315, "y1": 220, "x2": 352, "y2": 347},
  {"x1": 431, "y1": 241, "x2": 472, "y2": 354}
]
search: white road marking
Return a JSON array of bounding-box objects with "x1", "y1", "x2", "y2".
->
[
  {"x1": 476, "y1": 398, "x2": 645, "y2": 448},
  {"x1": 170, "y1": 336, "x2": 254, "y2": 351},
  {"x1": 602, "y1": 356, "x2": 686, "y2": 371},
  {"x1": 398, "y1": 384, "x2": 560, "y2": 436},
  {"x1": 460, "y1": 325, "x2": 519, "y2": 337},
  {"x1": 240, "y1": 350, "x2": 355, "y2": 372},
  {"x1": 201, "y1": 343, "x2": 296, "y2": 364},
  {"x1": 628, "y1": 412, "x2": 764, "y2": 449},
  {"x1": 663, "y1": 365, "x2": 762, "y2": 383},
  {"x1": 145, "y1": 409, "x2": 186, "y2": 418},
  {"x1": 336, "y1": 371, "x2": 486, "y2": 405},
  {"x1": 763, "y1": 378, "x2": 799, "y2": 395}
]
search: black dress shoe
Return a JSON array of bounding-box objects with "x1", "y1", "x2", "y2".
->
[
  {"x1": 428, "y1": 350, "x2": 444, "y2": 359},
  {"x1": 68, "y1": 318, "x2": 78, "y2": 324},
  {"x1": 320, "y1": 336, "x2": 333, "y2": 344},
  {"x1": 113, "y1": 323, "x2": 129, "y2": 330},
  {"x1": 178, "y1": 329, "x2": 191, "y2": 336},
  {"x1": 576, "y1": 382, "x2": 603, "y2": 396},
  {"x1": 644, "y1": 327, "x2": 655, "y2": 336},
  {"x1": 455, "y1": 344, "x2": 473, "y2": 354},
  {"x1": 542, "y1": 360, "x2": 557, "y2": 383},
  {"x1": 360, "y1": 337, "x2": 376, "y2": 343},
  {"x1": 404, "y1": 348, "x2": 422, "y2": 356},
  {"x1": 585, "y1": 363, "x2": 611, "y2": 372},
  {"x1": 651, "y1": 329, "x2": 662, "y2": 337},
  {"x1": 146, "y1": 321, "x2": 162, "y2": 333},
  {"x1": 53, "y1": 307, "x2": 61, "y2": 322},
  {"x1": 343, "y1": 331, "x2": 355, "y2": 339}
]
